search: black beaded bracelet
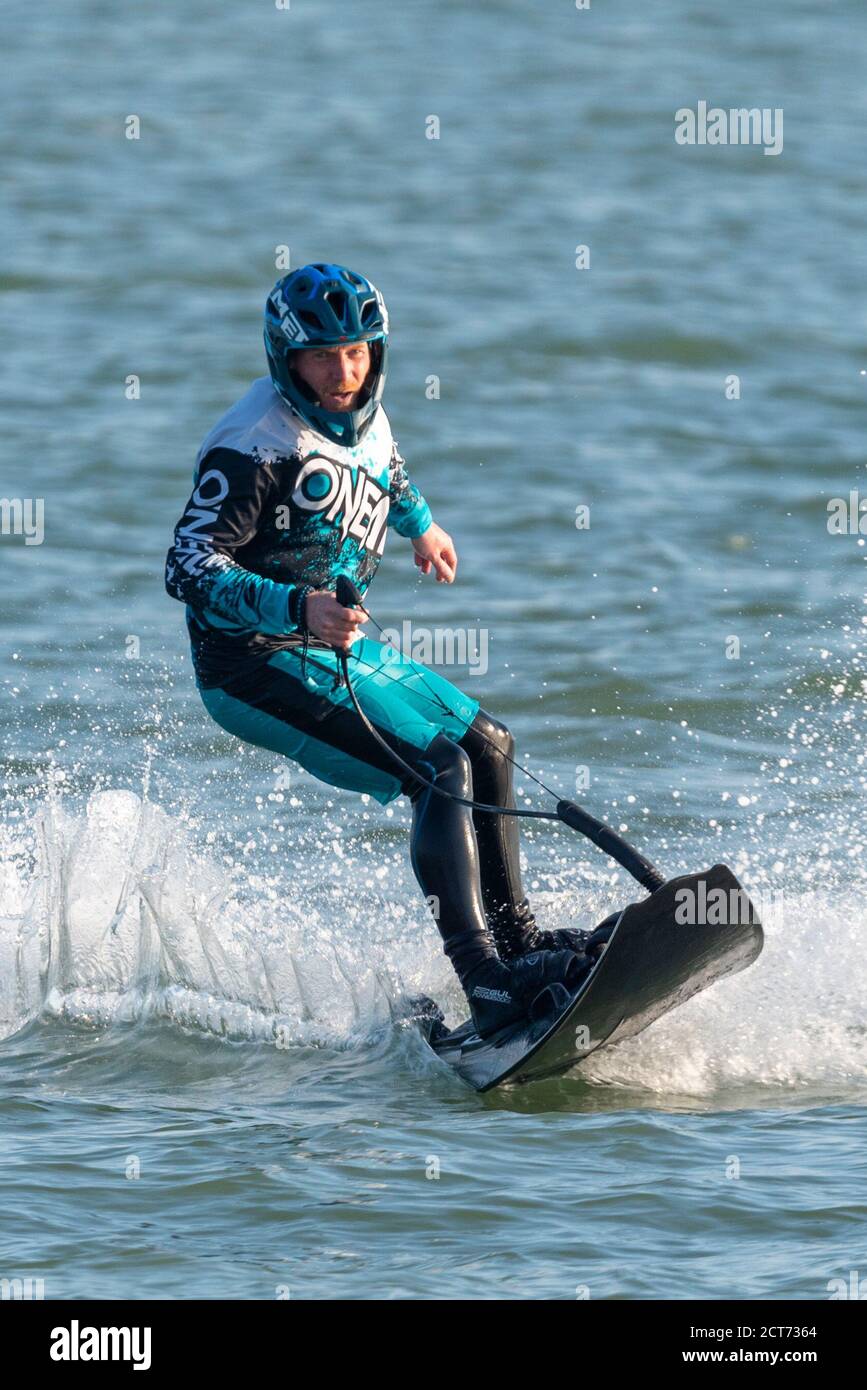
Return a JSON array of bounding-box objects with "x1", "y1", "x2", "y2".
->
[{"x1": 293, "y1": 583, "x2": 316, "y2": 633}]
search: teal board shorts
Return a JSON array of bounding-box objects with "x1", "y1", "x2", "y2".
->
[{"x1": 199, "y1": 635, "x2": 480, "y2": 805}]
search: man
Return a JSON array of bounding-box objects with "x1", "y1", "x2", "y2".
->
[{"x1": 165, "y1": 263, "x2": 598, "y2": 1037}]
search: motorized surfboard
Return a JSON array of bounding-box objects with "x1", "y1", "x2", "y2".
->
[
  {"x1": 412, "y1": 864, "x2": 762, "y2": 1092},
  {"x1": 333, "y1": 579, "x2": 764, "y2": 1096}
]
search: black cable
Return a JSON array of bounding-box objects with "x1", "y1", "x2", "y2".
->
[
  {"x1": 337, "y1": 583, "x2": 564, "y2": 799},
  {"x1": 336, "y1": 647, "x2": 557, "y2": 821},
  {"x1": 332, "y1": 575, "x2": 667, "y2": 893}
]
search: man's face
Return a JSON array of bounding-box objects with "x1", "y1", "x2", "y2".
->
[{"x1": 293, "y1": 341, "x2": 372, "y2": 413}]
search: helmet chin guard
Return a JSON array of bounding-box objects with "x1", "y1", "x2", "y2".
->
[{"x1": 264, "y1": 262, "x2": 389, "y2": 447}]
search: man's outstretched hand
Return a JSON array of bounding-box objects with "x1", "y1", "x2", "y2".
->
[
  {"x1": 412, "y1": 523, "x2": 457, "y2": 582},
  {"x1": 304, "y1": 590, "x2": 367, "y2": 649}
]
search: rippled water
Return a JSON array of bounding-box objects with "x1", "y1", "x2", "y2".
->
[{"x1": 2, "y1": 0, "x2": 866, "y2": 1299}]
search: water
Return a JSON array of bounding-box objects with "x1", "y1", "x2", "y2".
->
[{"x1": 2, "y1": 0, "x2": 866, "y2": 1300}]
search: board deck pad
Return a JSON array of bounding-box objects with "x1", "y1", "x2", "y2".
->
[{"x1": 417, "y1": 864, "x2": 763, "y2": 1092}]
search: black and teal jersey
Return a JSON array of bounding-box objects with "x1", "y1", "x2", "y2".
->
[{"x1": 165, "y1": 377, "x2": 432, "y2": 689}]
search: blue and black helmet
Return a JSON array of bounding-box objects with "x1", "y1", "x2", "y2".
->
[{"x1": 264, "y1": 263, "x2": 389, "y2": 447}]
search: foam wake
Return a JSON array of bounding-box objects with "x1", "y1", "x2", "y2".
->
[
  {"x1": 0, "y1": 789, "x2": 455, "y2": 1049},
  {"x1": 2, "y1": 790, "x2": 865, "y2": 1100}
]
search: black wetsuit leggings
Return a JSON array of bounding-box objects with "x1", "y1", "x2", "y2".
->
[{"x1": 407, "y1": 711, "x2": 526, "y2": 984}]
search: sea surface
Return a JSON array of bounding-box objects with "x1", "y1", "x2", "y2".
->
[{"x1": 1, "y1": 0, "x2": 866, "y2": 1300}]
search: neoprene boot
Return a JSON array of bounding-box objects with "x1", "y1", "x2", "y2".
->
[
  {"x1": 490, "y1": 899, "x2": 582, "y2": 961},
  {"x1": 464, "y1": 948, "x2": 590, "y2": 1037},
  {"x1": 492, "y1": 902, "x2": 621, "y2": 962}
]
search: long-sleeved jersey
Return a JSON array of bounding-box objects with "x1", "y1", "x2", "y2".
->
[{"x1": 165, "y1": 376, "x2": 432, "y2": 689}]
